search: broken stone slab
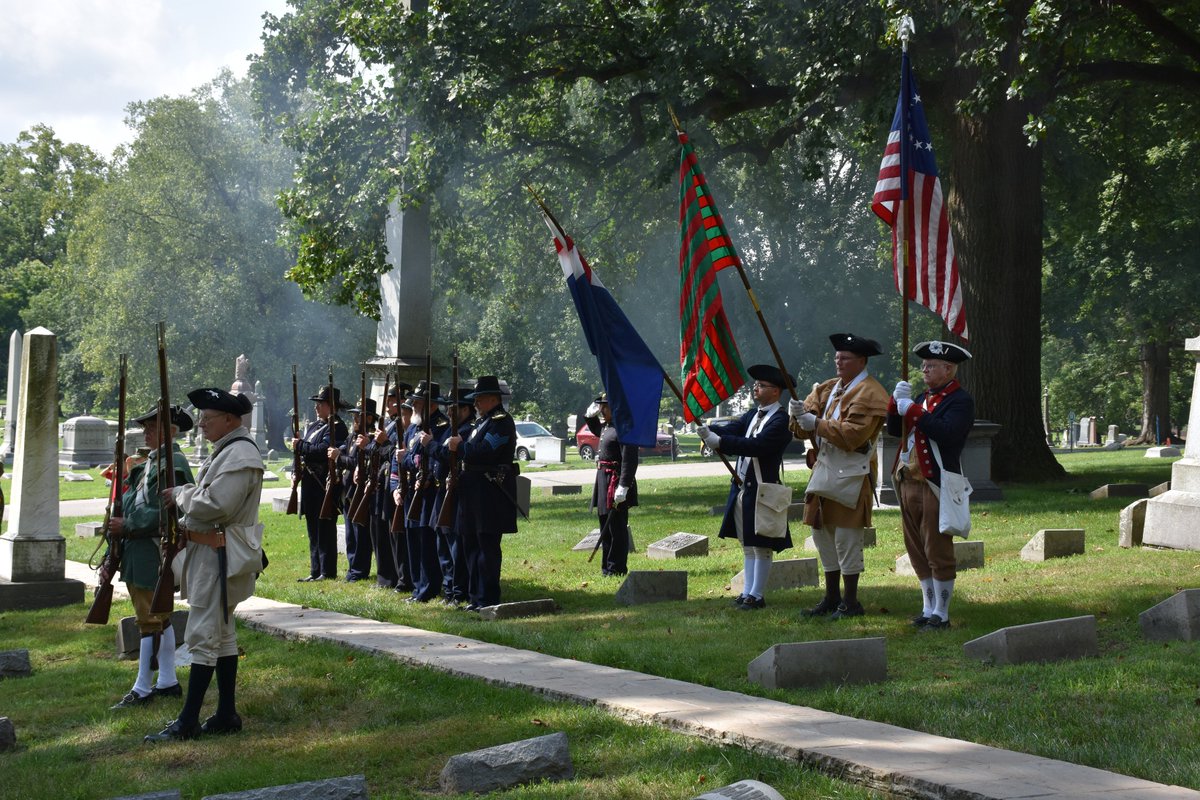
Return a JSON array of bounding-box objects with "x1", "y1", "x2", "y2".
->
[
  {"x1": 75, "y1": 521, "x2": 104, "y2": 538},
  {"x1": 895, "y1": 540, "x2": 983, "y2": 576},
  {"x1": 1089, "y1": 483, "x2": 1149, "y2": 500},
  {"x1": 270, "y1": 496, "x2": 289, "y2": 513},
  {"x1": 111, "y1": 792, "x2": 182, "y2": 800},
  {"x1": 614, "y1": 571, "x2": 687, "y2": 606},
  {"x1": 692, "y1": 779, "x2": 786, "y2": 800},
  {"x1": 963, "y1": 615, "x2": 1098, "y2": 665},
  {"x1": 730, "y1": 558, "x2": 819, "y2": 594},
  {"x1": 439, "y1": 731, "x2": 573, "y2": 794},
  {"x1": 0, "y1": 648, "x2": 32, "y2": 678},
  {"x1": 1020, "y1": 529, "x2": 1085, "y2": 561},
  {"x1": 478, "y1": 599, "x2": 557, "y2": 621},
  {"x1": 805, "y1": 527, "x2": 875, "y2": 551},
  {"x1": 117, "y1": 611, "x2": 188, "y2": 660},
  {"x1": 542, "y1": 484, "x2": 581, "y2": 495},
  {"x1": 201, "y1": 775, "x2": 368, "y2": 800},
  {"x1": 1119, "y1": 499, "x2": 1148, "y2": 548},
  {"x1": 571, "y1": 528, "x2": 635, "y2": 553},
  {"x1": 1145, "y1": 446, "x2": 1182, "y2": 458},
  {"x1": 1139, "y1": 589, "x2": 1200, "y2": 642},
  {"x1": 748, "y1": 637, "x2": 887, "y2": 689},
  {"x1": 0, "y1": 716, "x2": 14, "y2": 751},
  {"x1": 646, "y1": 532, "x2": 708, "y2": 559}
]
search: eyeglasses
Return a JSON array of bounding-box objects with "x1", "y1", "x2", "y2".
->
[
  {"x1": 920, "y1": 362, "x2": 949, "y2": 372},
  {"x1": 752, "y1": 382, "x2": 779, "y2": 390}
]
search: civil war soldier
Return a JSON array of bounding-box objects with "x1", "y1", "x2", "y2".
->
[
  {"x1": 423, "y1": 388, "x2": 475, "y2": 605},
  {"x1": 107, "y1": 404, "x2": 194, "y2": 709},
  {"x1": 292, "y1": 384, "x2": 349, "y2": 582},
  {"x1": 401, "y1": 380, "x2": 447, "y2": 603},
  {"x1": 377, "y1": 383, "x2": 413, "y2": 592},
  {"x1": 333, "y1": 397, "x2": 378, "y2": 582}
]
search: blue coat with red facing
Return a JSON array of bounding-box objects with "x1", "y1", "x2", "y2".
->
[{"x1": 886, "y1": 380, "x2": 975, "y2": 488}]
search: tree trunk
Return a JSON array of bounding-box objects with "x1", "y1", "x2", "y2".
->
[
  {"x1": 944, "y1": 16, "x2": 1065, "y2": 482},
  {"x1": 1129, "y1": 340, "x2": 1171, "y2": 445}
]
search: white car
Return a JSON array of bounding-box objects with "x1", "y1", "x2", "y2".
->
[{"x1": 514, "y1": 421, "x2": 554, "y2": 461}]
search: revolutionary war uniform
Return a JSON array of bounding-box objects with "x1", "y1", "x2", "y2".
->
[
  {"x1": 294, "y1": 385, "x2": 349, "y2": 581},
  {"x1": 585, "y1": 392, "x2": 637, "y2": 577}
]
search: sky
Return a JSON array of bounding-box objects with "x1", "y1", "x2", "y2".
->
[{"x1": 0, "y1": 0, "x2": 290, "y2": 158}]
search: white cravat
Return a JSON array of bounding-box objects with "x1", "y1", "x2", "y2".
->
[{"x1": 736, "y1": 406, "x2": 776, "y2": 480}]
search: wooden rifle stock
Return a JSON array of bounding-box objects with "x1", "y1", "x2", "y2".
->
[
  {"x1": 319, "y1": 367, "x2": 342, "y2": 520},
  {"x1": 435, "y1": 351, "x2": 459, "y2": 529},
  {"x1": 150, "y1": 324, "x2": 178, "y2": 615},
  {"x1": 407, "y1": 350, "x2": 433, "y2": 522},
  {"x1": 351, "y1": 373, "x2": 387, "y2": 525},
  {"x1": 85, "y1": 354, "x2": 128, "y2": 625},
  {"x1": 286, "y1": 364, "x2": 300, "y2": 515}
]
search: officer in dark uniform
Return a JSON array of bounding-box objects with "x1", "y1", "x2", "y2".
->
[
  {"x1": 424, "y1": 388, "x2": 475, "y2": 605},
  {"x1": 369, "y1": 383, "x2": 408, "y2": 590},
  {"x1": 388, "y1": 391, "x2": 417, "y2": 593},
  {"x1": 336, "y1": 397, "x2": 377, "y2": 582},
  {"x1": 402, "y1": 380, "x2": 448, "y2": 602},
  {"x1": 583, "y1": 392, "x2": 637, "y2": 577},
  {"x1": 446, "y1": 375, "x2": 518, "y2": 610},
  {"x1": 292, "y1": 384, "x2": 349, "y2": 581}
]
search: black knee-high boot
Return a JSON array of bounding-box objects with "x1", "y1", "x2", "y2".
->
[{"x1": 178, "y1": 663, "x2": 214, "y2": 727}]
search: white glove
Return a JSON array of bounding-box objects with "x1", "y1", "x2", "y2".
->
[
  {"x1": 585, "y1": 401, "x2": 601, "y2": 418},
  {"x1": 703, "y1": 430, "x2": 721, "y2": 449},
  {"x1": 896, "y1": 398, "x2": 914, "y2": 415},
  {"x1": 893, "y1": 381, "x2": 912, "y2": 402},
  {"x1": 788, "y1": 398, "x2": 805, "y2": 420},
  {"x1": 797, "y1": 412, "x2": 817, "y2": 431},
  {"x1": 613, "y1": 485, "x2": 629, "y2": 505},
  {"x1": 695, "y1": 424, "x2": 710, "y2": 439}
]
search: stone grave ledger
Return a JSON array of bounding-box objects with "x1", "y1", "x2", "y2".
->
[
  {"x1": 615, "y1": 571, "x2": 687, "y2": 605},
  {"x1": 748, "y1": 638, "x2": 887, "y2": 689},
  {"x1": 963, "y1": 615, "x2": 1098, "y2": 666},
  {"x1": 877, "y1": 420, "x2": 1003, "y2": 503},
  {"x1": 1139, "y1": 590, "x2": 1200, "y2": 642},
  {"x1": 1143, "y1": 335, "x2": 1200, "y2": 551},
  {"x1": 730, "y1": 558, "x2": 819, "y2": 594},
  {"x1": 692, "y1": 780, "x2": 785, "y2": 800},
  {"x1": 572, "y1": 528, "x2": 635, "y2": 553},
  {"x1": 896, "y1": 540, "x2": 983, "y2": 575},
  {"x1": 646, "y1": 532, "x2": 708, "y2": 559}
]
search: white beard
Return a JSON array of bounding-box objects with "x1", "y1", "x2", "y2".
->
[{"x1": 410, "y1": 413, "x2": 423, "y2": 427}]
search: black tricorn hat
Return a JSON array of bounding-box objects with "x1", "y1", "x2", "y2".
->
[
  {"x1": 465, "y1": 375, "x2": 504, "y2": 399},
  {"x1": 188, "y1": 388, "x2": 253, "y2": 416},
  {"x1": 349, "y1": 398, "x2": 378, "y2": 417},
  {"x1": 829, "y1": 333, "x2": 883, "y2": 358},
  {"x1": 914, "y1": 340, "x2": 972, "y2": 364},
  {"x1": 133, "y1": 404, "x2": 194, "y2": 433},
  {"x1": 309, "y1": 385, "x2": 351, "y2": 409},
  {"x1": 747, "y1": 364, "x2": 788, "y2": 390},
  {"x1": 409, "y1": 380, "x2": 441, "y2": 400}
]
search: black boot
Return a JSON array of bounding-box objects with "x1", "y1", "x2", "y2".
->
[{"x1": 200, "y1": 655, "x2": 242, "y2": 735}]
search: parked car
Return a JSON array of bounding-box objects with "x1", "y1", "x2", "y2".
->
[
  {"x1": 574, "y1": 422, "x2": 677, "y2": 460},
  {"x1": 514, "y1": 420, "x2": 554, "y2": 461}
]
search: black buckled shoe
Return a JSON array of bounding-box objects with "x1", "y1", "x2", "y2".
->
[
  {"x1": 910, "y1": 614, "x2": 930, "y2": 628},
  {"x1": 802, "y1": 596, "x2": 842, "y2": 618},
  {"x1": 737, "y1": 595, "x2": 766, "y2": 611},
  {"x1": 111, "y1": 690, "x2": 153, "y2": 710},
  {"x1": 151, "y1": 683, "x2": 182, "y2": 699},
  {"x1": 919, "y1": 614, "x2": 951, "y2": 632},
  {"x1": 200, "y1": 712, "x2": 243, "y2": 735},
  {"x1": 297, "y1": 575, "x2": 322, "y2": 583},
  {"x1": 731, "y1": 594, "x2": 747, "y2": 608},
  {"x1": 143, "y1": 718, "x2": 201, "y2": 743},
  {"x1": 829, "y1": 601, "x2": 866, "y2": 620}
]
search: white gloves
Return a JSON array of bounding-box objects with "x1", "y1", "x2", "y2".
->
[
  {"x1": 613, "y1": 485, "x2": 629, "y2": 505},
  {"x1": 896, "y1": 398, "x2": 914, "y2": 415},
  {"x1": 695, "y1": 424, "x2": 709, "y2": 439},
  {"x1": 702, "y1": 430, "x2": 721, "y2": 449},
  {"x1": 893, "y1": 381, "x2": 912, "y2": 402},
  {"x1": 788, "y1": 398, "x2": 805, "y2": 419},
  {"x1": 796, "y1": 412, "x2": 817, "y2": 431},
  {"x1": 585, "y1": 401, "x2": 602, "y2": 418}
]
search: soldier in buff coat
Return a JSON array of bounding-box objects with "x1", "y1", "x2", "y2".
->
[{"x1": 789, "y1": 333, "x2": 889, "y2": 620}]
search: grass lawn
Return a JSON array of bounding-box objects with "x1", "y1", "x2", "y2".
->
[{"x1": 56, "y1": 447, "x2": 1200, "y2": 791}]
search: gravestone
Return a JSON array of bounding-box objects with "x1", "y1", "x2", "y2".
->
[
  {"x1": 614, "y1": 571, "x2": 687, "y2": 605},
  {"x1": 271, "y1": 497, "x2": 289, "y2": 513},
  {"x1": 534, "y1": 436, "x2": 565, "y2": 463},
  {"x1": 709, "y1": 504, "x2": 726, "y2": 516},
  {"x1": 59, "y1": 415, "x2": 114, "y2": 468},
  {"x1": 805, "y1": 526, "x2": 875, "y2": 550},
  {"x1": 478, "y1": 599, "x2": 557, "y2": 621},
  {"x1": 963, "y1": 615, "x2": 1098, "y2": 665},
  {"x1": 1139, "y1": 590, "x2": 1200, "y2": 642},
  {"x1": 75, "y1": 522, "x2": 103, "y2": 538},
  {"x1": 516, "y1": 474, "x2": 531, "y2": 519},
  {"x1": 896, "y1": 540, "x2": 984, "y2": 575},
  {"x1": 730, "y1": 558, "x2": 819, "y2": 594},
  {"x1": 692, "y1": 780, "x2": 785, "y2": 800},
  {"x1": 543, "y1": 484, "x2": 581, "y2": 495},
  {"x1": 0, "y1": 717, "x2": 13, "y2": 751},
  {"x1": 748, "y1": 638, "x2": 887, "y2": 689},
  {"x1": 1150, "y1": 480, "x2": 1171, "y2": 497},
  {"x1": 0, "y1": 329, "x2": 19, "y2": 465},
  {"x1": 572, "y1": 528, "x2": 635, "y2": 553},
  {"x1": 646, "y1": 532, "x2": 708, "y2": 559},
  {"x1": 1089, "y1": 484, "x2": 1148, "y2": 499},
  {"x1": 1146, "y1": 446, "x2": 1182, "y2": 458},
  {"x1": 440, "y1": 732, "x2": 573, "y2": 794},
  {"x1": 0, "y1": 648, "x2": 32, "y2": 678},
  {"x1": 201, "y1": 775, "x2": 368, "y2": 800},
  {"x1": 249, "y1": 379, "x2": 268, "y2": 454},
  {"x1": 261, "y1": 470, "x2": 279, "y2": 482},
  {"x1": 1119, "y1": 499, "x2": 1148, "y2": 548},
  {"x1": 123, "y1": 426, "x2": 146, "y2": 453},
  {"x1": 1020, "y1": 529, "x2": 1085, "y2": 561},
  {"x1": 117, "y1": 611, "x2": 188, "y2": 659},
  {"x1": 1106, "y1": 424, "x2": 1118, "y2": 444},
  {"x1": 787, "y1": 501, "x2": 805, "y2": 521},
  {"x1": 877, "y1": 421, "x2": 1003, "y2": 503},
  {"x1": 0, "y1": 328, "x2": 85, "y2": 611}
]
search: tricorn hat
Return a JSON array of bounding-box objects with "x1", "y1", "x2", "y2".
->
[
  {"x1": 309, "y1": 385, "x2": 351, "y2": 409},
  {"x1": 349, "y1": 398, "x2": 378, "y2": 418},
  {"x1": 747, "y1": 364, "x2": 789, "y2": 390},
  {"x1": 914, "y1": 340, "x2": 972, "y2": 364},
  {"x1": 188, "y1": 388, "x2": 253, "y2": 416},
  {"x1": 464, "y1": 375, "x2": 504, "y2": 399},
  {"x1": 133, "y1": 404, "x2": 194, "y2": 433},
  {"x1": 829, "y1": 333, "x2": 883, "y2": 358}
]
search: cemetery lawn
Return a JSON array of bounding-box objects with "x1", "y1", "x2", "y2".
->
[
  {"x1": 63, "y1": 447, "x2": 1200, "y2": 790},
  {"x1": 0, "y1": 604, "x2": 879, "y2": 800}
]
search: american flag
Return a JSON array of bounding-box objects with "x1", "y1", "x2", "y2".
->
[{"x1": 872, "y1": 51, "x2": 968, "y2": 340}]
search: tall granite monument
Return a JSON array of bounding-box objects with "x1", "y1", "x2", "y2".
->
[
  {"x1": 1142, "y1": 334, "x2": 1200, "y2": 550},
  {"x1": 0, "y1": 329, "x2": 21, "y2": 465},
  {"x1": 0, "y1": 327, "x2": 85, "y2": 609}
]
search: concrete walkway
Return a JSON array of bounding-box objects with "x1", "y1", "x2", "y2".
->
[{"x1": 63, "y1": 561, "x2": 1197, "y2": 799}]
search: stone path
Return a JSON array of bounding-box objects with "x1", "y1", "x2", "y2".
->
[{"x1": 63, "y1": 560, "x2": 1198, "y2": 799}]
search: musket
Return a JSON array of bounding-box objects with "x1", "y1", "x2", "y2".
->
[
  {"x1": 318, "y1": 366, "x2": 342, "y2": 520},
  {"x1": 351, "y1": 373, "x2": 387, "y2": 525},
  {"x1": 286, "y1": 365, "x2": 301, "y2": 515},
  {"x1": 85, "y1": 353, "x2": 128, "y2": 625},
  {"x1": 406, "y1": 349, "x2": 433, "y2": 522},
  {"x1": 436, "y1": 350, "x2": 460, "y2": 528},
  {"x1": 389, "y1": 371, "x2": 410, "y2": 534},
  {"x1": 149, "y1": 323, "x2": 179, "y2": 615},
  {"x1": 349, "y1": 369, "x2": 368, "y2": 516}
]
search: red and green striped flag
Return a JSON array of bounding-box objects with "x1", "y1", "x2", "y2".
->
[{"x1": 677, "y1": 129, "x2": 748, "y2": 422}]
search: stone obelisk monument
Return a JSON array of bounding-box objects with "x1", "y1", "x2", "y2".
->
[
  {"x1": 1143, "y1": 334, "x2": 1200, "y2": 550},
  {"x1": 0, "y1": 329, "x2": 22, "y2": 465},
  {"x1": 0, "y1": 327, "x2": 85, "y2": 609}
]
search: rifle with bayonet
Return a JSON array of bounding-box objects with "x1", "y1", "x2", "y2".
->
[
  {"x1": 286, "y1": 365, "x2": 301, "y2": 515},
  {"x1": 318, "y1": 367, "x2": 342, "y2": 520},
  {"x1": 406, "y1": 350, "x2": 434, "y2": 522},
  {"x1": 85, "y1": 353, "x2": 128, "y2": 625},
  {"x1": 351, "y1": 373, "x2": 387, "y2": 525},
  {"x1": 436, "y1": 351, "x2": 460, "y2": 529},
  {"x1": 389, "y1": 371, "x2": 410, "y2": 534},
  {"x1": 149, "y1": 323, "x2": 180, "y2": 615}
]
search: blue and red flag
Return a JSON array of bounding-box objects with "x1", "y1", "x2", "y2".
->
[{"x1": 544, "y1": 213, "x2": 664, "y2": 447}]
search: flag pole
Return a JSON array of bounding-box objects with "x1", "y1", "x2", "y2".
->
[
  {"x1": 898, "y1": 15, "x2": 915, "y2": 379},
  {"x1": 526, "y1": 183, "x2": 740, "y2": 482},
  {"x1": 667, "y1": 109, "x2": 797, "y2": 402}
]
